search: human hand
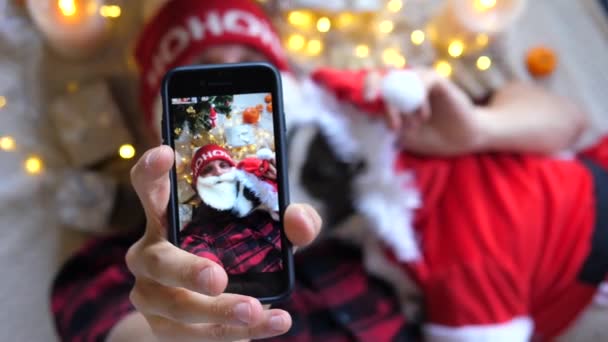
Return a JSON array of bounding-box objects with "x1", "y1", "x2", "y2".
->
[
  {"x1": 121, "y1": 146, "x2": 321, "y2": 341},
  {"x1": 385, "y1": 69, "x2": 483, "y2": 156}
]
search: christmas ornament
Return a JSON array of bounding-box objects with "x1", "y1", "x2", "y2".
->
[
  {"x1": 526, "y1": 46, "x2": 558, "y2": 78},
  {"x1": 243, "y1": 107, "x2": 261, "y2": 124},
  {"x1": 49, "y1": 80, "x2": 132, "y2": 167},
  {"x1": 266, "y1": 103, "x2": 273, "y2": 113},
  {"x1": 265, "y1": 94, "x2": 272, "y2": 103},
  {"x1": 209, "y1": 104, "x2": 218, "y2": 129}
]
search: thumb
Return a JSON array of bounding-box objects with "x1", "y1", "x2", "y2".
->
[{"x1": 130, "y1": 145, "x2": 175, "y2": 234}]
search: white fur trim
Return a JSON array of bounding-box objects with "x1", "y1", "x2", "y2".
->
[
  {"x1": 256, "y1": 148, "x2": 274, "y2": 160},
  {"x1": 235, "y1": 169, "x2": 279, "y2": 212},
  {"x1": 286, "y1": 76, "x2": 422, "y2": 261},
  {"x1": 381, "y1": 70, "x2": 425, "y2": 114},
  {"x1": 425, "y1": 317, "x2": 534, "y2": 342}
]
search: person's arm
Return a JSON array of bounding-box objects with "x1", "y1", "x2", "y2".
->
[
  {"x1": 476, "y1": 81, "x2": 589, "y2": 154},
  {"x1": 397, "y1": 70, "x2": 589, "y2": 156}
]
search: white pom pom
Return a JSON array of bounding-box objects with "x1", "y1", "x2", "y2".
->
[
  {"x1": 381, "y1": 70, "x2": 425, "y2": 114},
  {"x1": 257, "y1": 148, "x2": 274, "y2": 160}
]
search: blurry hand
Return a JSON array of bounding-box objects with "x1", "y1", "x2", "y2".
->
[{"x1": 113, "y1": 146, "x2": 321, "y2": 342}]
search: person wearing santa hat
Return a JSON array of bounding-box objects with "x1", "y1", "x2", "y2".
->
[
  {"x1": 50, "y1": 0, "x2": 597, "y2": 341},
  {"x1": 179, "y1": 143, "x2": 282, "y2": 275}
]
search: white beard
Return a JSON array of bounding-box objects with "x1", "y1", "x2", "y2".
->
[{"x1": 195, "y1": 169, "x2": 238, "y2": 211}]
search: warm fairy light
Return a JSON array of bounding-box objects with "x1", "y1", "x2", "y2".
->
[
  {"x1": 448, "y1": 40, "x2": 465, "y2": 58},
  {"x1": 58, "y1": 0, "x2": 77, "y2": 17},
  {"x1": 379, "y1": 20, "x2": 394, "y2": 34},
  {"x1": 0, "y1": 136, "x2": 16, "y2": 151},
  {"x1": 99, "y1": 5, "x2": 121, "y2": 18},
  {"x1": 66, "y1": 81, "x2": 79, "y2": 93},
  {"x1": 474, "y1": 0, "x2": 497, "y2": 11},
  {"x1": 435, "y1": 60, "x2": 453, "y2": 77},
  {"x1": 387, "y1": 0, "x2": 403, "y2": 12},
  {"x1": 476, "y1": 33, "x2": 489, "y2": 47},
  {"x1": 411, "y1": 30, "x2": 425, "y2": 45},
  {"x1": 336, "y1": 13, "x2": 354, "y2": 29},
  {"x1": 0, "y1": 96, "x2": 6, "y2": 108},
  {"x1": 383, "y1": 48, "x2": 406, "y2": 67},
  {"x1": 355, "y1": 44, "x2": 370, "y2": 58},
  {"x1": 288, "y1": 11, "x2": 312, "y2": 28},
  {"x1": 287, "y1": 34, "x2": 306, "y2": 51},
  {"x1": 119, "y1": 144, "x2": 136, "y2": 159},
  {"x1": 24, "y1": 156, "x2": 43, "y2": 175},
  {"x1": 476, "y1": 55, "x2": 492, "y2": 70},
  {"x1": 316, "y1": 17, "x2": 331, "y2": 33},
  {"x1": 306, "y1": 39, "x2": 323, "y2": 55}
]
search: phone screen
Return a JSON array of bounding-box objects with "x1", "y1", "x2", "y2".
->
[{"x1": 163, "y1": 64, "x2": 292, "y2": 302}]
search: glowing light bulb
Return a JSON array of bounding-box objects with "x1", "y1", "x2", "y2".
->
[
  {"x1": 474, "y1": 0, "x2": 497, "y2": 11},
  {"x1": 58, "y1": 0, "x2": 77, "y2": 17},
  {"x1": 476, "y1": 33, "x2": 489, "y2": 47},
  {"x1": 119, "y1": 144, "x2": 136, "y2": 159},
  {"x1": 0, "y1": 96, "x2": 6, "y2": 108},
  {"x1": 355, "y1": 44, "x2": 370, "y2": 58},
  {"x1": 387, "y1": 0, "x2": 403, "y2": 12},
  {"x1": 383, "y1": 48, "x2": 405, "y2": 67},
  {"x1": 411, "y1": 30, "x2": 425, "y2": 45},
  {"x1": 317, "y1": 17, "x2": 331, "y2": 33},
  {"x1": 448, "y1": 40, "x2": 465, "y2": 58},
  {"x1": 0, "y1": 136, "x2": 16, "y2": 151},
  {"x1": 336, "y1": 13, "x2": 354, "y2": 29},
  {"x1": 379, "y1": 20, "x2": 394, "y2": 34},
  {"x1": 288, "y1": 11, "x2": 312, "y2": 28},
  {"x1": 66, "y1": 81, "x2": 79, "y2": 93},
  {"x1": 99, "y1": 5, "x2": 121, "y2": 18},
  {"x1": 435, "y1": 60, "x2": 453, "y2": 77},
  {"x1": 476, "y1": 56, "x2": 492, "y2": 70},
  {"x1": 24, "y1": 156, "x2": 43, "y2": 175},
  {"x1": 287, "y1": 34, "x2": 306, "y2": 51},
  {"x1": 306, "y1": 39, "x2": 323, "y2": 55}
]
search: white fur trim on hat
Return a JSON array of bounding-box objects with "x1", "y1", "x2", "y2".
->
[
  {"x1": 381, "y1": 69, "x2": 425, "y2": 114},
  {"x1": 425, "y1": 317, "x2": 534, "y2": 342}
]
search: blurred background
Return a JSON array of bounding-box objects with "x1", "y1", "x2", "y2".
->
[{"x1": 0, "y1": 0, "x2": 607, "y2": 340}]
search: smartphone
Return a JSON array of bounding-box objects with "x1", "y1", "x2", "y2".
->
[{"x1": 161, "y1": 63, "x2": 293, "y2": 303}]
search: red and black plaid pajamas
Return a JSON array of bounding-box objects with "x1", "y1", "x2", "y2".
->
[
  {"x1": 51, "y1": 235, "x2": 418, "y2": 341},
  {"x1": 180, "y1": 210, "x2": 283, "y2": 274}
]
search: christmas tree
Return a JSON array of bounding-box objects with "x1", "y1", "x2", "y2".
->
[{"x1": 172, "y1": 95, "x2": 233, "y2": 138}]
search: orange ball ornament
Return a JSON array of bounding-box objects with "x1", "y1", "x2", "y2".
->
[
  {"x1": 243, "y1": 107, "x2": 261, "y2": 124},
  {"x1": 526, "y1": 46, "x2": 558, "y2": 78},
  {"x1": 266, "y1": 103, "x2": 273, "y2": 113},
  {"x1": 264, "y1": 94, "x2": 272, "y2": 103},
  {"x1": 256, "y1": 104, "x2": 264, "y2": 111}
]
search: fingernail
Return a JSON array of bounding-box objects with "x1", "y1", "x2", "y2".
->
[
  {"x1": 269, "y1": 314, "x2": 285, "y2": 332},
  {"x1": 303, "y1": 205, "x2": 322, "y2": 230},
  {"x1": 197, "y1": 267, "x2": 215, "y2": 293},
  {"x1": 233, "y1": 302, "x2": 251, "y2": 324},
  {"x1": 145, "y1": 149, "x2": 160, "y2": 168}
]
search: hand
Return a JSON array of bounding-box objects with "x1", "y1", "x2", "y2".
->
[
  {"x1": 387, "y1": 69, "x2": 483, "y2": 156},
  {"x1": 116, "y1": 146, "x2": 322, "y2": 342},
  {"x1": 264, "y1": 161, "x2": 277, "y2": 180}
]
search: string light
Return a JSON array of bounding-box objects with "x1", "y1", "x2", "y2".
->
[
  {"x1": 474, "y1": 0, "x2": 497, "y2": 12},
  {"x1": 476, "y1": 55, "x2": 492, "y2": 70},
  {"x1": 383, "y1": 48, "x2": 406, "y2": 68},
  {"x1": 316, "y1": 17, "x2": 331, "y2": 33},
  {"x1": 387, "y1": 0, "x2": 403, "y2": 12},
  {"x1": 411, "y1": 30, "x2": 425, "y2": 45},
  {"x1": 306, "y1": 39, "x2": 323, "y2": 56},
  {"x1": 66, "y1": 81, "x2": 79, "y2": 93},
  {"x1": 448, "y1": 40, "x2": 465, "y2": 58},
  {"x1": 287, "y1": 34, "x2": 306, "y2": 51},
  {"x1": 119, "y1": 144, "x2": 136, "y2": 159},
  {"x1": 476, "y1": 33, "x2": 489, "y2": 47},
  {"x1": 0, "y1": 136, "x2": 16, "y2": 151},
  {"x1": 435, "y1": 60, "x2": 453, "y2": 77},
  {"x1": 24, "y1": 156, "x2": 43, "y2": 175},
  {"x1": 0, "y1": 96, "x2": 6, "y2": 108},
  {"x1": 58, "y1": 0, "x2": 77, "y2": 17},
  {"x1": 379, "y1": 20, "x2": 394, "y2": 34},
  {"x1": 355, "y1": 44, "x2": 370, "y2": 58},
  {"x1": 336, "y1": 13, "x2": 354, "y2": 29},
  {"x1": 288, "y1": 11, "x2": 313, "y2": 28},
  {"x1": 99, "y1": 5, "x2": 121, "y2": 18}
]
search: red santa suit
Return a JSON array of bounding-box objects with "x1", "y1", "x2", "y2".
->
[{"x1": 287, "y1": 67, "x2": 608, "y2": 341}]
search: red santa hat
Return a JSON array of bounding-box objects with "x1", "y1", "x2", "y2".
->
[
  {"x1": 191, "y1": 144, "x2": 235, "y2": 186},
  {"x1": 135, "y1": 0, "x2": 290, "y2": 134}
]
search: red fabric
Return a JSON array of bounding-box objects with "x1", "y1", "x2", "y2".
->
[
  {"x1": 580, "y1": 136, "x2": 608, "y2": 170},
  {"x1": 191, "y1": 144, "x2": 235, "y2": 185},
  {"x1": 181, "y1": 210, "x2": 283, "y2": 274},
  {"x1": 393, "y1": 151, "x2": 601, "y2": 339},
  {"x1": 135, "y1": 0, "x2": 290, "y2": 129},
  {"x1": 311, "y1": 68, "x2": 393, "y2": 115}
]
